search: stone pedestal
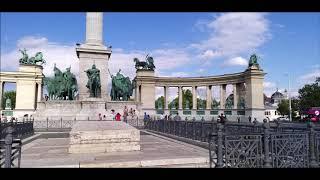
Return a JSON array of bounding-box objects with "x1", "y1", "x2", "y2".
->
[{"x1": 69, "y1": 121, "x2": 140, "y2": 153}]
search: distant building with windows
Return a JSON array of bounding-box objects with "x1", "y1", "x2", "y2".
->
[{"x1": 264, "y1": 89, "x2": 288, "y2": 120}]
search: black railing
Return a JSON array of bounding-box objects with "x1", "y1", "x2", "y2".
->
[
  {"x1": 144, "y1": 119, "x2": 320, "y2": 168},
  {"x1": 0, "y1": 120, "x2": 34, "y2": 168},
  {"x1": 33, "y1": 118, "x2": 76, "y2": 131},
  {"x1": 0, "y1": 126, "x2": 23, "y2": 168},
  {"x1": 1, "y1": 120, "x2": 34, "y2": 139}
]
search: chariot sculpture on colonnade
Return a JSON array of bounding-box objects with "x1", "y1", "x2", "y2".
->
[{"x1": 19, "y1": 48, "x2": 46, "y2": 65}]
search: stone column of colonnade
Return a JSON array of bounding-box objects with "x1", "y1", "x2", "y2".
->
[
  {"x1": 164, "y1": 86, "x2": 169, "y2": 109},
  {"x1": 233, "y1": 84, "x2": 238, "y2": 109},
  {"x1": 220, "y1": 84, "x2": 226, "y2": 109},
  {"x1": 206, "y1": 85, "x2": 212, "y2": 110},
  {"x1": 192, "y1": 86, "x2": 197, "y2": 110},
  {"x1": 0, "y1": 81, "x2": 4, "y2": 109},
  {"x1": 178, "y1": 86, "x2": 183, "y2": 110},
  {"x1": 37, "y1": 82, "x2": 43, "y2": 102}
]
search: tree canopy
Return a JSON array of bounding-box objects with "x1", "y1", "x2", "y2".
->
[{"x1": 298, "y1": 77, "x2": 320, "y2": 111}]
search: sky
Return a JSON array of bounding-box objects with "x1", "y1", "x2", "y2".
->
[{"x1": 1, "y1": 12, "x2": 319, "y2": 100}]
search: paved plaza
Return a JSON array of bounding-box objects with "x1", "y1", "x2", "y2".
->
[{"x1": 20, "y1": 130, "x2": 209, "y2": 168}]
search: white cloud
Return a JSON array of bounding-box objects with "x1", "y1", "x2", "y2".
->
[
  {"x1": 1, "y1": 36, "x2": 79, "y2": 78},
  {"x1": 152, "y1": 48, "x2": 191, "y2": 70},
  {"x1": 170, "y1": 72, "x2": 189, "y2": 77},
  {"x1": 298, "y1": 69, "x2": 320, "y2": 84},
  {"x1": 198, "y1": 50, "x2": 222, "y2": 60},
  {"x1": 263, "y1": 81, "x2": 276, "y2": 97},
  {"x1": 222, "y1": 56, "x2": 248, "y2": 67},
  {"x1": 191, "y1": 13, "x2": 270, "y2": 59},
  {"x1": 263, "y1": 81, "x2": 276, "y2": 89}
]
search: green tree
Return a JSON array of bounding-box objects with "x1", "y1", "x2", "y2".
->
[
  {"x1": 155, "y1": 96, "x2": 164, "y2": 109},
  {"x1": 2, "y1": 90, "x2": 16, "y2": 109},
  {"x1": 298, "y1": 77, "x2": 320, "y2": 111},
  {"x1": 277, "y1": 100, "x2": 289, "y2": 116}
]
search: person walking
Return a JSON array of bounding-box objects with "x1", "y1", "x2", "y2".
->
[
  {"x1": 115, "y1": 113, "x2": 121, "y2": 121},
  {"x1": 123, "y1": 106, "x2": 128, "y2": 123},
  {"x1": 111, "y1": 109, "x2": 115, "y2": 121},
  {"x1": 144, "y1": 112, "x2": 148, "y2": 120},
  {"x1": 248, "y1": 116, "x2": 252, "y2": 123}
]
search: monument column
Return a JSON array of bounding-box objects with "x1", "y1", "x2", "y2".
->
[
  {"x1": 76, "y1": 12, "x2": 112, "y2": 101},
  {"x1": 178, "y1": 86, "x2": 183, "y2": 110},
  {"x1": 164, "y1": 86, "x2": 169, "y2": 109},
  {"x1": 0, "y1": 81, "x2": 3, "y2": 110},
  {"x1": 86, "y1": 12, "x2": 103, "y2": 45},
  {"x1": 206, "y1": 85, "x2": 212, "y2": 109},
  {"x1": 220, "y1": 84, "x2": 226, "y2": 109},
  {"x1": 192, "y1": 86, "x2": 197, "y2": 110}
]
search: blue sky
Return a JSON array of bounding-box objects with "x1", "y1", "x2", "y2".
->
[{"x1": 1, "y1": 12, "x2": 319, "y2": 98}]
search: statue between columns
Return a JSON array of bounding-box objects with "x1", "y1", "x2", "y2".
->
[{"x1": 85, "y1": 64, "x2": 101, "y2": 98}]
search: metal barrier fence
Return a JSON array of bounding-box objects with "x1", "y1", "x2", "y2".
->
[
  {"x1": 33, "y1": 118, "x2": 76, "y2": 131},
  {"x1": 144, "y1": 119, "x2": 320, "y2": 168},
  {"x1": 0, "y1": 121, "x2": 34, "y2": 168},
  {"x1": 0, "y1": 126, "x2": 23, "y2": 168}
]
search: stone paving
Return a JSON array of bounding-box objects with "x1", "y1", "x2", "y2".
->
[{"x1": 20, "y1": 130, "x2": 209, "y2": 168}]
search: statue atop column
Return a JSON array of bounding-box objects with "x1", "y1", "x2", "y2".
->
[
  {"x1": 109, "y1": 69, "x2": 133, "y2": 101},
  {"x1": 248, "y1": 54, "x2": 260, "y2": 69},
  {"x1": 85, "y1": 64, "x2": 101, "y2": 97}
]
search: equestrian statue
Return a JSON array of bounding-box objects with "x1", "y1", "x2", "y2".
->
[
  {"x1": 44, "y1": 64, "x2": 78, "y2": 100},
  {"x1": 108, "y1": 69, "x2": 134, "y2": 101}
]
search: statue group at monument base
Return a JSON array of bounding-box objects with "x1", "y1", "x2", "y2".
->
[{"x1": 34, "y1": 100, "x2": 140, "y2": 121}]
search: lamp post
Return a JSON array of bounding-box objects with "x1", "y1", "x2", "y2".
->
[{"x1": 285, "y1": 73, "x2": 292, "y2": 122}]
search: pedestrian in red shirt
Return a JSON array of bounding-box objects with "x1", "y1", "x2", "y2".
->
[{"x1": 115, "y1": 113, "x2": 121, "y2": 121}]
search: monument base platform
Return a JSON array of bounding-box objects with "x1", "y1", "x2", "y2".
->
[
  {"x1": 69, "y1": 121, "x2": 140, "y2": 154},
  {"x1": 33, "y1": 100, "x2": 139, "y2": 121}
]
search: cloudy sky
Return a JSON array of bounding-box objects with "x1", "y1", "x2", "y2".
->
[{"x1": 1, "y1": 13, "x2": 319, "y2": 100}]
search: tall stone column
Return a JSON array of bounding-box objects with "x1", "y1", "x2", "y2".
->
[
  {"x1": 192, "y1": 86, "x2": 197, "y2": 110},
  {"x1": 86, "y1": 12, "x2": 103, "y2": 45},
  {"x1": 178, "y1": 86, "x2": 183, "y2": 110},
  {"x1": 135, "y1": 84, "x2": 140, "y2": 103},
  {"x1": 37, "y1": 83, "x2": 43, "y2": 102},
  {"x1": 244, "y1": 68, "x2": 266, "y2": 120},
  {"x1": 233, "y1": 84, "x2": 238, "y2": 109},
  {"x1": 76, "y1": 12, "x2": 112, "y2": 101},
  {"x1": 0, "y1": 81, "x2": 3, "y2": 110},
  {"x1": 164, "y1": 86, "x2": 169, "y2": 109},
  {"x1": 206, "y1": 85, "x2": 212, "y2": 109},
  {"x1": 220, "y1": 84, "x2": 226, "y2": 109}
]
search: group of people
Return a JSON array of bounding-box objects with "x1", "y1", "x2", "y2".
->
[
  {"x1": 0, "y1": 113, "x2": 22, "y2": 123},
  {"x1": 97, "y1": 106, "x2": 138, "y2": 122}
]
